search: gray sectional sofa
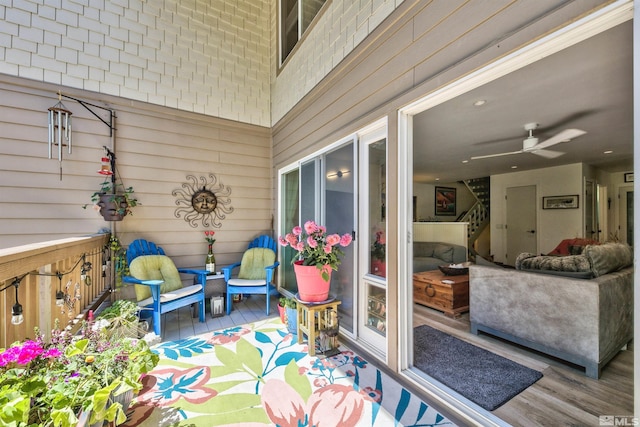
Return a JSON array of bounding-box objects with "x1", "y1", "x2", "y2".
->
[
  {"x1": 413, "y1": 241, "x2": 467, "y2": 272},
  {"x1": 469, "y1": 242, "x2": 633, "y2": 378}
]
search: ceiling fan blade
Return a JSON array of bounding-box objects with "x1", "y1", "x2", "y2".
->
[
  {"x1": 471, "y1": 150, "x2": 523, "y2": 160},
  {"x1": 532, "y1": 129, "x2": 586, "y2": 150},
  {"x1": 531, "y1": 149, "x2": 565, "y2": 159}
]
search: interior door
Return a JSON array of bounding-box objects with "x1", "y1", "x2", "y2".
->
[
  {"x1": 619, "y1": 186, "x2": 633, "y2": 245},
  {"x1": 506, "y1": 185, "x2": 537, "y2": 265}
]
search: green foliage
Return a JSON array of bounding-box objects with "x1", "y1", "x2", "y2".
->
[
  {"x1": 0, "y1": 323, "x2": 159, "y2": 427},
  {"x1": 83, "y1": 179, "x2": 139, "y2": 217},
  {"x1": 279, "y1": 297, "x2": 297, "y2": 309}
]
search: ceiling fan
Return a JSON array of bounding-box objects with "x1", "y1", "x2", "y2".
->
[{"x1": 471, "y1": 122, "x2": 587, "y2": 160}]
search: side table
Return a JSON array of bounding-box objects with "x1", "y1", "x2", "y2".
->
[{"x1": 297, "y1": 299, "x2": 341, "y2": 356}]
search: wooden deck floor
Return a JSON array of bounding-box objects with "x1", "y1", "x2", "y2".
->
[{"x1": 155, "y1": 296, "x2": 634, "y2": 426}]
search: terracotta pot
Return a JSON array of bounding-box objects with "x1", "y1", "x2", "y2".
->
[
  {"x1": 294, "y1": 261, "x2": 332, "y2": 302},
  {"x1": 371, "y1": 259, "x2": 386, "y2": 278},
  {"x1": 277, "y1": 303, "x2": 286, "y2": 324}
]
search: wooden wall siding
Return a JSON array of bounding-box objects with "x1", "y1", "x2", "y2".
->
[
  {"x1": 272, "y1": 0, "x2": 609, "y2": 163},
  {"x1": 0, "y1": 74, "x2": 274, "y2": 271}
]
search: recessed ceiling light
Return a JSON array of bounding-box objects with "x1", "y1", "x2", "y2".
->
[
  {"x1": 473, "y1": 100, "x2": 487, "y2": 107},
  {"x1": 462, "y1": 160, "x2": 469, "y2": 164},
  {"x1": 604, "y1": 150, "x2": 613, "y2": 154},
  {"x1": 511, "y1": 165, "x2": 518, "y2": 169},
  {"x1": 435, "y1": 178, "x2": 440, "y2": 181}
]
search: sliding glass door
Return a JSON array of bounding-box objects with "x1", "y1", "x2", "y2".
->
[
  {"x1": 324, "y1": 143, "x2": 355, "y2": 332},
  {"x1": 279, "y1": 141, "x2": 356, "y2": 333}
]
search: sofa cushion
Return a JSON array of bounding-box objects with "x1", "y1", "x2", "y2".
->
[
  {"x1": 547, "y1": 238, "x2": 600, "y2": 255},
  {"x1": 515, "y1": 252, "x2": 592, "y2": 276},
  {"x1": 584, "y1": 242, "x2": 633, "y2": 277},
  {"x1": 414, "y1": 242, "x2": 434, "y2": 257},
  {"x1": 433, "y1": 244, "x2": 454, "y2": 263}
]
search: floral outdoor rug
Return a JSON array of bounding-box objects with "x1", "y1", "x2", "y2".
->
[{"x1": 122, "y1": 317, "x2": 455, "y2": 427}]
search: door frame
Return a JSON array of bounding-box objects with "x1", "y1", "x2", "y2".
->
[{"x1": 396, "y1": 2, "x2": 632, "y2": 424}]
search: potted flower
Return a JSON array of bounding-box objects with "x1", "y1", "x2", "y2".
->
[
  {"x1": 371, "y1": 230, "x2": 386, "y2": 278},
  {"x1": 0, "y1": 320, "x2": 159, "y2": 427},
  {"x1": 278, "y1": 221, "x2": 352, "y2": 302},
  {"x1": 95, "y1": 299, "x2": 145, "y2": 339},
  {"x1": 84, "y1": 179, "x2": 139, "y2": 221},
  {"x1": 278, "y1": 296, "x2": 298, "y2": 335}
]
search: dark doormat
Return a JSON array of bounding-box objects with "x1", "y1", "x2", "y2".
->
[{"x1": 414, "y1": 324, "x2": 543, "y2": 411}]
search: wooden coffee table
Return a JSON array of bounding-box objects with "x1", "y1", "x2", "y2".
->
[{"x1": 413, "y1": 270, "x2": 469, "y2": 318}]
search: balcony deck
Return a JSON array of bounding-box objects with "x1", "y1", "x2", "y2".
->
[{"x1": 163, "y1": 296, "x2": 633, "y2": 426}]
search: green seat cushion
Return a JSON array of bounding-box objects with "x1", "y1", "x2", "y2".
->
[
  {"x1": 238, "y1": 248, "x2": 276, "y2": 280},
  {"x1": 129, "y1": 255, "x2": 185, "y2": 302}
]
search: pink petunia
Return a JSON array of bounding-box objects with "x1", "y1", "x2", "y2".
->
[
  {"x1": 324, "y1": 245, "x2": 332, "y2": 254},
  {"x1": 295, "y1": 242, "x2": 305, "y2": 252},
  {"x1": 326, "y1": 234, "x2": 340, "y2": 246},
  {"x1": 307, "y1": 236, "x2": 318, "y2": 248},
  {"x1": 292, "y1": 226, "x2": 302, "y2": 236},
  {"x1": 278, "y1": 236, "x2": 288, "y2": 246},
  {"x1": 304, "y1": 220, "x2": 317, "y2": 234},
  {"x1": 286, "y1": 233, "x2": 299, "y2": 246},
  {"x1": 340, "y1": 234, "x2": 353, "y2": 246}
]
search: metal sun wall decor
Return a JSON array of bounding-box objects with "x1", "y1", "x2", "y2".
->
[{"x1": 173, "y1": 174, "x2": 234, "y2": 228}]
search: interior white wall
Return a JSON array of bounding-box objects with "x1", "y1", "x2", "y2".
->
[{"x1": 490, "y1": 163, "x2": 584, "y2": 263}]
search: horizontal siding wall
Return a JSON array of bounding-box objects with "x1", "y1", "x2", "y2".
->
[
  {"x1": 0, "y1": 74, "x2": 273, "y2": 272},
  {"x1": 271, "y1": 0, "x2": 613, "y2": 371}
]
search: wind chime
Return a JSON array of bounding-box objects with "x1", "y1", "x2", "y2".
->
[{"x1": 47, "y1": 92, "x2": 73, "y2": 180}]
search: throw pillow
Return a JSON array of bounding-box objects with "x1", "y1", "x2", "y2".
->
[
  {"x1": 129, "y1": 255, "x2": 184, "y2": 301},
  {"x1": 584, "y1": 242, "x2": 633, "y2": 277},
  {"x1": 433, "y1": 244, "x2": 454, "y2": 263}
]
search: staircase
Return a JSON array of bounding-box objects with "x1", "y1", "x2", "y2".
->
[{"x1": 460, "y1": 177, "x2": 490, "y2": 253}]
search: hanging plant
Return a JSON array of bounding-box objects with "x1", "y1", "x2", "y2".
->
[{"x1": 84, "y1": 179, "x2": 139, "y2": 221}]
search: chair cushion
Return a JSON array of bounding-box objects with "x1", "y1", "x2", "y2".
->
[
  {"x1": 238, "y1": 248, "x2": 275, "y2": 280},
  {"x1": 137, "y1": 284, "x2": 203, "y2": 307},
  {"x1": 228, "y1": 278, "x2": 268, "y2": 287},
  {"x1": 129, "y1": 255, "x2": 185, "y2": 302}
]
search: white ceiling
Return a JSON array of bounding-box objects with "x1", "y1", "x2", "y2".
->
[{"x1": 413, "y1": 20, "x2": 633, "y2": 184}]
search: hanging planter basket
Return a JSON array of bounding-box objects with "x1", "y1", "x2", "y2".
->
[
  {"x1": 98, "y1": 193, "x2": 128, "y2": 221},
  {"x1": 294, "y1": 261, "x2": 332, "y2": 302}
]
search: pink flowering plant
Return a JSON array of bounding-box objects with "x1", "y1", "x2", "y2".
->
[
  {"x1": 0, "y1": 319, "x2": 158, "y2": 427},
  {"x1": 279, "y1": 220, "x2": 353, "y2": 279}
]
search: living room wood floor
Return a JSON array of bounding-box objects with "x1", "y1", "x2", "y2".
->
[
  {"x1": 157, "y1": 296, "x2": 633, "y2": 427},
  {"x1": 414, "y1": 304, "x2": 634, "y2": 427}
]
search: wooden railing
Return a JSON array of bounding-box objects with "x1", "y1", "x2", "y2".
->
[{"x1": 0, "y1": 234, "x2": 112, "y2": 348}]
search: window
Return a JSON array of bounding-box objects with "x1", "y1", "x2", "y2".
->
[{"x1": 280, "y1": 0, "x2": 327, "y2": 64}]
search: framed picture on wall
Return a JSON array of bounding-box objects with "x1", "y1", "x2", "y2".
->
[
  {"x1": 542, "y1": 194, "x2": 579, "y2": 209},
  {"x1": 435, "y1": 186, "x2": 456, "y2": 216}
]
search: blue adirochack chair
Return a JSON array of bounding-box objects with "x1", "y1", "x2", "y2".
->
[
  {"x1": 222, "y1": 235, "x2": 280, "y2": 315},
  {"x1": 123, "y1": 239, "x2": 207, "y2": 336}
]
